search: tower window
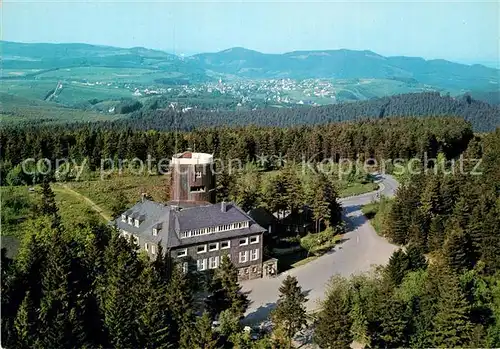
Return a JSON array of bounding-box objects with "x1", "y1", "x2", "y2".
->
[{"x1": 190, "y1": 186, "x2": 206, "y2": 193}]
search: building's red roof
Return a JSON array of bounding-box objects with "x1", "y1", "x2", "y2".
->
[{"x1": 178, "y1": 151, "x2": 192, "y2": 158}]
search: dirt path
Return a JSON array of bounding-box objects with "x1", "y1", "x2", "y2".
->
[{"x1": 52, "y1": 184, "x2": 112, "y2": 221}]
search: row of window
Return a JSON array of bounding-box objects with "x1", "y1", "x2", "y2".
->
[
  {"x1": 239, "y1": 249, "x2": 259, "y2": 263},
  {"x1": 197, "y1": 255, "x2": 225, "y2": 271},
  {"x1": 122, "y1": 215, "x2": 141, "y2": 228},
  {"x1": 176, "y1": 235, "x2": 259, "y2": 257},
  {"x1": 178, "y1": 250, "x2": 260, "y2": 273},
  {"x1": 195, "y1": 249, "x2": 258, "y2": 271},
  {"x1": 179, "y1": 221, "x2": 250, "y2": 239}
]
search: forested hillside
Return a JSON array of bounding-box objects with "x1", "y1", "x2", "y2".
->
[
  {"x1": 0, "y1": 117, "x2": 474, "y2": 185},
  {"x1": 314, "y1": 129, "x2": 500, "y2": 348},
  {"x1": 120, "y1": 92, "x2": 499, "y2": 132},
  {"x1": 2, "y1": 127, "x2": 499, "y2": 348}
]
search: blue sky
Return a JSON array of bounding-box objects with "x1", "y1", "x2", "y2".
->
[{"x1": 3, "y1": 0, "x2": 499, "y2": 63}]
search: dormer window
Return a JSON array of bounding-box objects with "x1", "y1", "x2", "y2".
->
[
  {"x1": 121, "y1": 214, "x2": 126, "y2": 222},
  {"x1": 128, "y1": 217, "x2": 133, "y2": 225},
  {"x1": 134, "y1": 219, "x2": 140, "y2": 228},
  {"x1": 153, "y1": 228, "x2": 158, "y2": 236}
]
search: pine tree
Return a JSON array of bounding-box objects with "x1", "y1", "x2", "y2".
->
[
  {"x1": 271, "y1": 275, "x2": 308, "y2": 349},
  {"x1": 166, "y1": 264, "x2": 195, "y2": 347},
  {"x1": 443, "y1": 225, "x2": 474, "y2": 273},
  {"x1": 39, "y1": 179, "x2": 61, "y2": 229},
  {"x1": 373, "y1": 297, "x2": 409, "y2": 348},
  {"x1": 38, "y1": 228, "x2": 88, "y2": 348},
  {"x1": 427, "y1": 215, "x2": 446, "y2": 252},
  {"x1": 385, "y1": 249, "x2": 410, "y2": 286},
  {"x1": 432, "y1": 270, "x2": 473, "y2": 347},
  {"x1": 311, "y1": 172, "x2": 342, "y2": 231},
  {"x1": 192, "y1": 312, "x2": 219, "y2": 349},
  {"x1": 14, "y1": 291, "x2": 40, "y2": 349},
  {"x1": 313, "y1": 276, "x2": 353, "y2": 348},
  {"x1": 349, "y1": 290, "x2": 370, "y2": 347},
  {"x1": 214, "y1": 256, "x2": 249, "y2": 318},
  {"x1": 102, "y1": 233, "x2": 142, "y2": 348},
  {"x1": 406, "y1": 243, "x2": 428, "y2": 271},
  {"x1": 136, "y1": 265, "x2": 175, "y2": 349}
]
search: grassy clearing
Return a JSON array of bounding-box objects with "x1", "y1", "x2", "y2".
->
[
  {"x1": 339, "y1": 181, "x2": 378, "y2": 198},
  {"x1": 0, "y1": 184, "x2": 102, "y2": 237},
  {"x1": 361, "y1": 197, "x2": 393, "y2": 235},
  {"x1": 51, "y1": 185, "x2": 103, "y2": 225},
  {"x1": 64, "y1": 174, "x2": 169, "y2": 217}
]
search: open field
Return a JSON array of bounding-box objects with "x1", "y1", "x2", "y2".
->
[
  {"x1": 0, "y1": 184, "x2": 102, "y2": 237},
  {"x1": 0, "y1": 93, "x2": 125, "y2": 124},
  {"x1": 64, "y1": 174, "x2": 169, "y2": 217}
]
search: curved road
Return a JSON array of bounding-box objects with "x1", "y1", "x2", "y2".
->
[{"x1": 242, "y1": 174, "x2": 399, "y2": 324}]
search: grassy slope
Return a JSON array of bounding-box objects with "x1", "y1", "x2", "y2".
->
[
  {"x1": 64, "y1": 174, "x2": 169, "y2": 216},
  {"x1": 0, "y1": 93, "x2": 124, "y2": 124}
]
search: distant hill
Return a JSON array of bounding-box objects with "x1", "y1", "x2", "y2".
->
[
  {"x1": 191, "y1": 47, "x2": 498, "y2": 91},
  {"x1": 2, "y1": 41, "x2": 498, "y2": 93}
]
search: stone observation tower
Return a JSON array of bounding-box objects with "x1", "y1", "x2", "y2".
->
[{"x1": 169, "y1": 151, "x2": 216, "y2": 205}]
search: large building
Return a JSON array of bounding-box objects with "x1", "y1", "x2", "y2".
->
[{"x1": 115, "y1": 151, "x2": 273, "y2": 280}]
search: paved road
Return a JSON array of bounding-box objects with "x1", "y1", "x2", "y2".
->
[{"x1": 242, "y1": 174, "x2": 399, "y2": 324}]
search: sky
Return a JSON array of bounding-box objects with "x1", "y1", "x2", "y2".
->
[{"x1": 2, "y1": 0, "x2": 499, "y2": 64}]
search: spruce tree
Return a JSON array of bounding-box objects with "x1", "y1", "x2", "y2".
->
[
  {"x1": 311, "y1": 172, "x2": 342, "y2": 231},
  {"x1": 166, "y1": 264, "x2": 195, "y2": 347},
  {"x1": 420, "y1": 174, "x2": 441, "y2": 218},
  {"x1": 38, "y1": 228, "x2": 88, "y2": 348},
  {"x1": 192, "y1": 312, "x2": 219, "y2": 349},
  {"x1": 427, "y1": 215, "x2": 446, "y2": 253},
  {"x1": 102, "y1": 233, "x2": 143, "y2": 348},
  {"x1": 136, "y1": 265, "x2": 175, "y2": 349},
  {"x1": 385, "y1": 249, "x2": 410, "y2": 287},
  {"x1": 281, "y1": 164, "x2": 303, "y2": 214},
  {"x1": 406, "y1": 243, "x2": 428, "y2": 271},
  {"x1": 271, "y1": 275, "x2": 308, "y2": 349},
  {"x1": 313, "y1": 275, "x2": 353, "y2": 348},
  {"x1": 443, "y1": 225, "x2": 474, "y2": 273},
  {"x1": 479, "y1": 209, "x2": 500, "y2": 274},
  {"x1": 349, "y1": 288, "x2": 370, "y2": 347},
  {"x1": 431, "y1": 270, "x2": 473, "y2": 347},
  {"x1": 373, "y1": 297, "x2": 409, "y2": 348},
  {"x1": 207, "y1": 255, "x2": 248, "y2": 319},
  {"x1": 14, "y1": 291, "x2": 40, "y2": 349},
  {"x1": 386, "y1": 202, "x2": 409, "y2": 245},
  {"x1": 39, "y1": 179, "x2": 61, "y2": 229}
]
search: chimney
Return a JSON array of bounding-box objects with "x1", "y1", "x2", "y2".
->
[
  {"x1": 141, "y1": 193, "x2": 147, "y2": 202},
  {"x1": 221, "y1": 201, "x2": 227, "y2": 213}
]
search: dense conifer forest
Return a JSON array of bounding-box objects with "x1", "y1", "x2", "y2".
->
[
  {"x1": 120, "y1": 92, "x2": 499, "y2": 132},
  {"x1": 1, "y1": 116, "x2": 474, "y2": 185},
  {"x1": 314, "y1": 129, "x2": 500, "y2": 348},
  {"x1": 1, "y1": 109, "x2": 499, "y2": 347}
]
